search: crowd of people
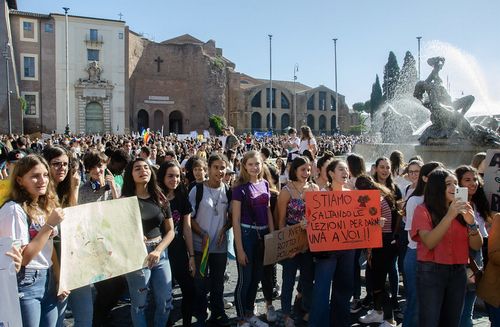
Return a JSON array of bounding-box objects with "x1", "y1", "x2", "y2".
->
[
  {"x1": 244, "y1": 131, "x2": 375, "y2": 158},
  {"x1": 0, "y1": 125, "x2": 499, "y2": 327}
]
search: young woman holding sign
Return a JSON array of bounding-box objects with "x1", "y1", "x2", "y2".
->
[
  {"x1": 122, "y1": 158, "x2": 175, "y2": 327},
  {"x1": 309, "y1": 159, "x2": 355, "y2": 327},
  {"x1": 65, "y1": 150, "x2": 119, "y2": 327},
  {"x1": 232, "y1": 151, "x2": 274, "y2": 327},
  {"x1": 277, "y1": 156, "x2": 319, "y2": 327},
  {"x1": 356, "y1": 175, "x2": 401, "y2": 327},
  {"x1": 0, "y1": 155, "x2": 64, "y2": 327}
]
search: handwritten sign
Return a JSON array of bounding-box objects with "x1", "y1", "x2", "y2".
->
[
  {"x1": 59, "y1": 197, "x2": 147, "y2": 293},
  {"x1": 483, "y1": 149, "x2": 500, "y2": 212},
  {"x1": 263, "y1": 224, "x2": 308, "y2": 265},
  {"x1": 305, "y1": 190, "x2": 382, "y2": 252}
]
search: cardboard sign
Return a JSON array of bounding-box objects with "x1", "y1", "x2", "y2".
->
[
  {"x1": 483, "y1": 149, "x2": 500, "y2": 212},
  {"x1": 263, "y1": 224, "x2": 308, "y2": 265},
  {"x1": 305, "y1": 190, "x2": 382, "y2": 252},
  {"x1": 59, "y1": 197, "x2": 147, "y2": 293}
]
